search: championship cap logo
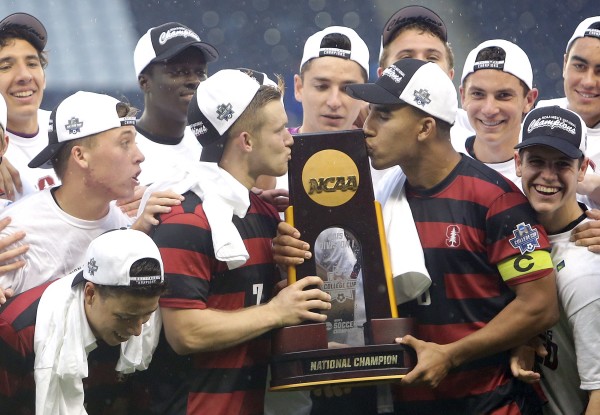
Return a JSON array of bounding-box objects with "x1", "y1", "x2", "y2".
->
[{"x1": 66, "y1": 117, "x2": 83, "y2": 134}]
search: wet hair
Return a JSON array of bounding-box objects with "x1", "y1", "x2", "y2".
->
[
  {"x1": 229, "y1": 77, "x2": 285, "y2": 138},
  {"x1": 0, "y1": 25, "x2": 48, "y2": 68},
  {"x1": 93, "y1": 257, "x2": 167, "y2": 299},
  {"x1": 300, "y1": 33, "x2": 368, "y2": 82},
  {"x1": 51, "y1": 102, "x2": 138, "y2": 179},
  {"x1": 379, "y1": 22, "x2": 454, "y2": 71},
  {"x1": 463, "y1": 46, "x2": 530, "y2": 96}
]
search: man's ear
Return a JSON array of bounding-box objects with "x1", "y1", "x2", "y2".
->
[
  {"x1": 138, "y1": 73, "x2": 150, "y2": 92},
  {"x1": 416, "y1": 117, "x2": 435, "y2": 142},
  {"x1": 293, "y1": 74, "x2": 303, "y2": 103},
  {"x1": 514, "y1": 151, "x2": 523, "y2": 178},
  {"x1": 578, "y1": 157, "x2": 590, "y2": 183},
  {"x1": 84, "y1": 282, "x2": 97, "y2": 305}
]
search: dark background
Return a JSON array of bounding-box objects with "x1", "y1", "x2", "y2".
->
[{"x1": 1, "y1": 0, "x2": 598, "y2": 127}]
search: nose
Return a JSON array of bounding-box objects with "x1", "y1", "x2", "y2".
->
[
  {"x1": 580, "y1": 68, "x2": 599, "y2": 89},
  {"x1": 127, "y1": 319, "x2": 144, "y2": 337},
  {"x1": 133, "y1": 142, "x2": 145, "y2": 164},
  {"x1": 362, "y1": 113, "x2": 376, "y2": 138},
  {"x1": 285, "y1": 129, "x2": 294, "y2": 147},
  {"x1": 481, "y1": 95, "x2": 499, "y2": 117},
  {"x1": 326, "y1": 88, "x2": 342, "y2": 110},
  {"x1": 15, "y1": 62, "x2": 33, "y2": 83}
]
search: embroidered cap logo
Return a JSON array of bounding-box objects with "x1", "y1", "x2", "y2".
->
[
  {"x1": 87, "y1": 258, "x2": 99, "y2": 276},
  {"x1": 66, "y1": 117, "x2": 83, "y2": 134},
  {"x1": 216, "y1": 103, "x2": 234, "y2": 121},
  {"x1": 413, "y1": 89, "x2": 431, "y2": 107}
]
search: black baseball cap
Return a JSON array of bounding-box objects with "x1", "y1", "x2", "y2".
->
[
  {"x1": 381, "y1": 5, "x2": 447, "y2": 47},
  {"x1": 134, "y1": 22, "x2": 219, "y2": 77},
  {"x1": 515, "y1": 106, "x2": 587, "y2": 159},
  {"x1": 0, "y1": 12, "x2": 47, "y2": 50}
]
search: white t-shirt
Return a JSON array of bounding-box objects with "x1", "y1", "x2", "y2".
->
[
  {"x1": 538, "y1": 97, "x2": 600, "y2": 169},
  {"x1": 135, "y1": 125, "x2": 202, "y2": 186},
  {"x1": 4, "y1": 109, "x2": 60, "y2": 201},
  {"x1": 540, "y1": 216, "x2": 600, "y2": 414},
  {"x1": 0, "y1": 188, "x2": 132, "y2": 294}
]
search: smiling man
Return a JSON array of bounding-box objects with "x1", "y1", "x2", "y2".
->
[
  {"x1": 512, "y1": 106, "x2": 600, "y2": 414},
  {"x1": 0, "y1": 12, "x2": 59, "y2": 201},
  {"x1": 133, "y1": 22, "x2": 218, "y2": 186},
  {"x1": 457, "y1": 39, "x2": 538, "y2": 185},
  {"x1": 0, "y1": 228, "x2": 166, "y2": 414},
  {"x1": 538, "y1": 16, "x2": 600, "y2": 168}
]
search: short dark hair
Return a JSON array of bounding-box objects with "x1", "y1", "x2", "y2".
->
[
  {"x1": 0, "y1": 25, "x2": 48, "y2": 68},
  {"x1": 408, "y1": 104, "x2": 452, "y2": 135},
  {"x1": 301, "y1": 33, "x2": 368, "y2": 82},
  {"x1": 379, "y1": 23, "x2": 454, "y2": 71},
  {"x1": 51, "y1": 102, "x2": 138, "y2": 179},
  {"x1": 464, "y1": 46, "x2": 530, "y2": 96},
  {"x1": 94, "y1": 257, "x2": 167, "y2": 299}
]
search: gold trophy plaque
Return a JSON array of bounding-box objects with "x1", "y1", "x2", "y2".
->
[{"x1": 270, "y1": 129, "x2": 416, "y2": 391}]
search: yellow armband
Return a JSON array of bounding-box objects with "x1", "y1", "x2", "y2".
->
[{"x1": 497, "y1": 250, "x2": 553, "y2": 283}]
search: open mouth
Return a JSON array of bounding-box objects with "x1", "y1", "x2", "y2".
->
[
  {"x1": 534, "y1": 184, "x2": 560, "y2": 195},
  {"x1": 576, "y1": 90, "x2": 600, "y2": 99},
  {"x1": 114, "y1": 331, "x2": 129, "y2": 342}
]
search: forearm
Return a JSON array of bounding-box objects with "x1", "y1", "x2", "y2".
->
[
  {"x1": 162, "y1": 303, "x2": 281, "y2": 355},
  {"x1": 445, "y1": 276, "x2": 558, "y2": 368},
  {"x1": 586, "y1": 390, "x2": 600, "y2": 415}
]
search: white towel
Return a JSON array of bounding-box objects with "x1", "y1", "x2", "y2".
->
[
  {"x1": 376, "y1": 169, "x2": 431, "y2": 304},
  {"x1": 34, "y1": 273, "x2": 162, "y2": 415},
  {"x1": 139, "y1": 162, "x2": 250, "y2": 269}
]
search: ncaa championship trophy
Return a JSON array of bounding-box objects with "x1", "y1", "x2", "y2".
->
[{"x1": 269, "y1": 129, "x2": 416, "y2": 391}]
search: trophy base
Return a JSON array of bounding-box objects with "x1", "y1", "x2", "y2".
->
[{"x1": 270, "y1": 318, "x2": 416, "y2": 391}]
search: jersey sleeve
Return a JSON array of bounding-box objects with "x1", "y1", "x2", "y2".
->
[
  {"x1": 570, "y1": 299, "x2": 600, "y2": 391},
  {"x1": 152, "y1": 209, "x2": 216, "y2": 310},
  {"x1": 485, "y1": 191, "x2": 553, "y2": 285}
]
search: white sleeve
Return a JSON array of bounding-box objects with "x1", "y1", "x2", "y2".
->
[{"x1": 570, "y1": 299, "x2": 600, "y2": 391}]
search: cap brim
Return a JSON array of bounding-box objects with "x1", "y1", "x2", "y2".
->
[
  {"x1": 515, "y1": 136, "x2": 583, "y2": 159},
  {"x1": 346, "y1": 83, "x2": 405, "y2": 105},
  {"x1": 28, "y1": 142, "x2": 66, "y2": 169},
  {"x1": 155, "y1": 42, "x2": 219, "y2": 64},
  {"x1": 71, "y1": 270, "x2": 86, "y2": 287}
]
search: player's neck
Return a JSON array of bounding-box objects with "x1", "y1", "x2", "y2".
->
[
  {"x1": 404, "y1": 142, "x2": 461, "y2": 190},
  {"x1": 538, "y1": 201, "x2": 584, "y2": 234},
  {"x1": 7, "y1": 114, "x2": 39, "y2": 137},
  {"x1": 472, "y1": 136, "x2": 516, "y2": 164},
  {"x1": 53, "y1": 184, "x2": 111, "y2": 221},
  {"x1": 137, "y1": 109, "x2": 186, "y2": 140}
]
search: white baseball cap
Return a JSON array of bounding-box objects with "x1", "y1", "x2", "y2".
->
[
  {"x1": 28, "y1": 91, "x2": 136, "y2": 169},
  {"x1": 72, "y1": 228, "x2": 164, "y2": 287},
  {"x1": 461, "y1": 39, "x2": 533, "y2": 90},
  {"x1": 300, "y1": 26, "x2": 370, "y2": 77},
  {"x1": 0, "y1": 93, "x2": 7, "y2": 133},
  {"x1": 188, "y1": 69, "x2": 278, "y2": 162},
  {"x1": 516, "y1": 106, "x2": 587, "y2": 159},
  {"x1": 134, "y1": 22, "x2": 219, "y2": 77},
  {"x1": 566, "y1": 16, "x2": 600, "y2": 52},
  {"x1": 346, "y1": 58, "x2": 457, "y2": 125}
]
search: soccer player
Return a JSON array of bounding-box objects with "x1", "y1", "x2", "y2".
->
[{"x1": 0, "y1": 228, "x2": 166, "y2": 414}]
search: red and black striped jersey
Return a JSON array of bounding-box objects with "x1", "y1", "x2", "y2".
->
[
  {"x1": 393, "y1": 155, "x2": 551, "y2": 414},
  {"x1": 147, "y1": 190, "x2": 280, "y2": 415}
]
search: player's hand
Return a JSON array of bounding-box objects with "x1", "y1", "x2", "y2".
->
[
  {"x1": 0, "y1": 157, "x2": 23, "y2": 201},
  {"x1": 116, "y1": 185, "x2": 147, "y2": 218},
  {"x1": 571, "y1": 209, "x2": 600, "y2": 252},
  {"x1": 267, "y1": 276, "x2": 331, "y2": 327},
  {"x1": 399, "y1": 335, "x2": 453, "y2": 388},
  {"x1": 253, "y1": 187, "x2": 289, "y2": 212},
  {"x1": 0, "y1": 216, "x2": 28, "y2": 273},
  {"x1": 131, "y1": 190, "x2": 184, "y2": 234},
  {"x1": 509, "y1": 344, "x2": 541, "y2": 383},
  {"x1": 272, "y1": 222, "x2": 312, "y2": 266}
]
